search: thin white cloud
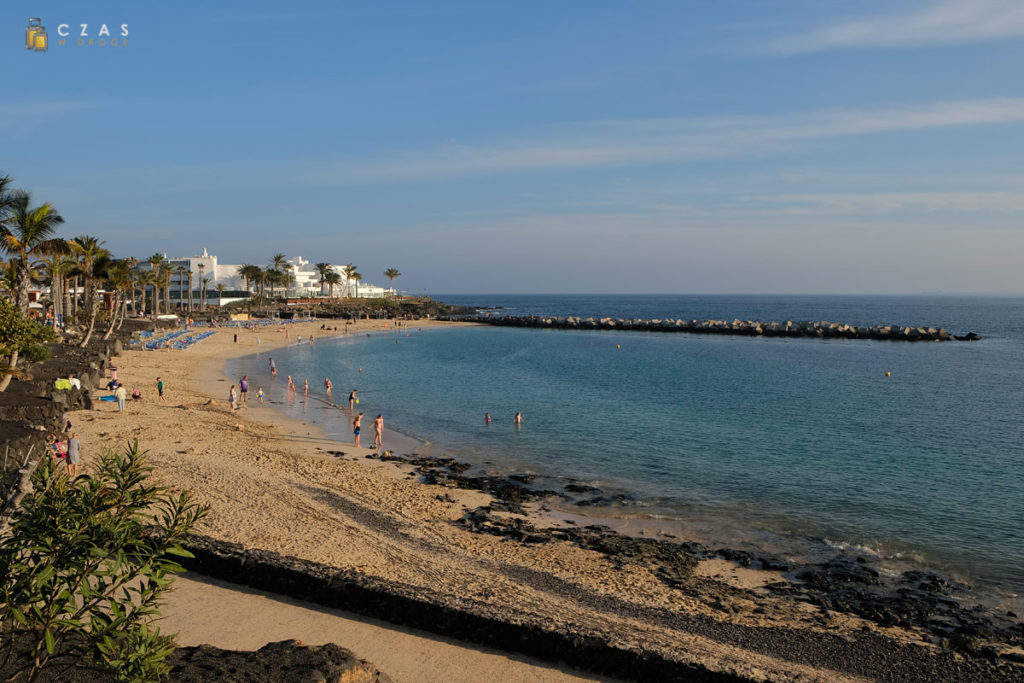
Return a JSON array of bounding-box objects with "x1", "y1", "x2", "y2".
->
[
  {"x1": 0, "y1": 101, "x2": 99, "y2": 127},
  {"x1": 768, "y1": 0, "x2": 1024, "y2": 54},
  {"x1": 739, "y1": 191, "x2": 1024, "y2": 215},
  {"x1": 312, "y1": 98, "x2": 1024, "y2": 184}
]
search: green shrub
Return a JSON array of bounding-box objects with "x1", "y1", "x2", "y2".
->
[{"x1": 0, "y1": 441, "x2": 207, "y2": 682}]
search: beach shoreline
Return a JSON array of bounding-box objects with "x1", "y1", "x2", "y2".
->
[{"x1": 64, "y1": 316, "x2": 1023, "y2": 681}]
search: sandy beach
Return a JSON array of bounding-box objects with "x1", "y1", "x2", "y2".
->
[{"x1": 65, "y1": 317, "x2": 1021, "y2": 682}]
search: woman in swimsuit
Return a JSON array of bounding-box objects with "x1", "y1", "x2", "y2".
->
[{"x1": 372, "y1": 414, "x2": 383, "y2": 449}]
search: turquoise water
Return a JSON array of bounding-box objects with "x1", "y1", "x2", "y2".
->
[{"x1": 231, "y1": 295, "x2": 1024, "y2": 593}]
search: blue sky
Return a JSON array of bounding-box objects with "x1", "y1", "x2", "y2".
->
[{"x1": 4, "y1": 1, "x2": 1024, "y2": 294}]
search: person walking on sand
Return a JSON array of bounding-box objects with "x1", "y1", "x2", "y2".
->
[
  {"x1": 239, "y1": 375, "x2": 249, "y2": 404},
  {"x1": 229, "y1": 384, "x2": 237, "y2": 412},
  {"x1": 115, "y1": 384, "x2": 127, "y2": 413},
  {"x1": 349, "y1": 389, "x2": 358, "y2": 410},
  {"x1": 66, "y1": 433, "x2": 81, "y2": 478},
  {"x1": 257, "y1": 386, "x2": 264, "y2": 404},
  {"x1": 157, "y1": 377, "x2": 166, "y2": 403},
  {"x1": 353, "y1": 412, "x2": 363, "y2": 447},
  {"x1": 372, "y1": 414, "x2": 383, "y2": 449}
]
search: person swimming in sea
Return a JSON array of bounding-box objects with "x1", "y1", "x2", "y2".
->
[{"x1": 514, "y1": 412, "x2": 523, "y2": 426}]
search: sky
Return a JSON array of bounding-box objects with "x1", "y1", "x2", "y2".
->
[{"x1": 3, "y1": 1, "x2": 1024, "y2": 295}]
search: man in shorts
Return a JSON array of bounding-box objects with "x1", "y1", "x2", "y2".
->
[{"x1": 239, "y1": 375, "x2": 249, "y2": 404}]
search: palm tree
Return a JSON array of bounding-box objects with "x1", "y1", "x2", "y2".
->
[
  {"x1": 36, "y1": 253, "x2": 75, "y2": 326},
  {"x1": 196, "y1": 263, "x2": 206, "y2": 312},
  {"x1": 158, "y1": 263, "x2": 173, "y2": 317},
  {"x1": 314, "y1": 262, "x2": 333, "y2": 296},
  {"x1": 342, "y1": 264, "x2": 357, "y2": 298},
  {"x1": 324, "y1": 271, "x2": 342, "y2": 298},
  {"x1": 69, "y1": 236, "x2": 110, "y2": 323},
  {"x1": 0, "y1": 175, "x2": 17, "y2": 223},
  {"x1": 215, "y1": 282, "x2": 226, "y2": 307},
  {"x1": 352, "y1": 271, "x2": 363, "y2": 298},
  {"x1": 201, "y1": 277, "x2": 210, "y2": 311},
  {"x1": 102, "y1": 259, "x2": 133, "y2": 339},
  {"x1": 236, "y1": 264, "x2": 258, "y2": 298},
  {"x1": 175, "y1": 266, "x2": 187, "y2": 312},
  {"x1": 383, "y1": 268, "x2": 401, "y2": 296},
  {"x1": 145, "y1": 254, "x2": 164, "y2": 314},
  {"x1": 0, "y1": 191, "x2": 66, "y2": 315},
  {"x1": 136, "y1": 270, "x2": 155, "y2": 316},
  {"x1": 186, "y1": 270, "x2": 194, "y2": 312},
  {"x1": 77, "y1": 250, "x2": 112, "y2": 348}
]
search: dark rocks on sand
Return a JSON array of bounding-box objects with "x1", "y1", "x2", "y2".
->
[{"x1": 168, "y1": 640, "x2": 392, "y2": 683}]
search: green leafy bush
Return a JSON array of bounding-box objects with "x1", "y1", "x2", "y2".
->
[{"x1": 0, "y1": 441, "x2": 207, "y2": 682}]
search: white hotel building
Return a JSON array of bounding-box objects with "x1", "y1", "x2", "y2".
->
[{"x1": 149, "y1": 248, "x2": 395, "y2": 305}]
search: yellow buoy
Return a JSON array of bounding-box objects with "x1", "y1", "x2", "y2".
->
[
  {"x1": 885, "y1": 371, "x2": 891, "y2": 377},
  {"x1": 616, "y1": 345, "x2": 621, "y2": 349}
]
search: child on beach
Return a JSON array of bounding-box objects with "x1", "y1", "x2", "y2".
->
[
  {"x1": 157, "y1": 377, "x2": 165, "y2": 403},
  {"x1": 229, "y1": 385, "x2": 237, "y2": 413},
  {"x1": 353, "y1": 413, "x2": 363, "y2": 447},
  {"x1": 257, "y1": 387, "x2": 264, "y2": 404}
]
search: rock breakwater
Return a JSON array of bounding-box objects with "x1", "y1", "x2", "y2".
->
[{"x1": 451, "y1": 315, "x2": 982, "y2": 342}]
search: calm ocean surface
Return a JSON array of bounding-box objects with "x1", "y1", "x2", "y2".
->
[{"x1": 231, "y1": 295, "x2": 1024, "y2": 595}]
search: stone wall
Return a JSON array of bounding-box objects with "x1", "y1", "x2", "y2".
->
[{"x1": 452, "y1": 315, "x2": 981, "y2": 342}]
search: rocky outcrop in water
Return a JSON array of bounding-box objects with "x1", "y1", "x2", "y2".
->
[{"x1": 450, "y1": 315, "x2": 981, "y2": 341}]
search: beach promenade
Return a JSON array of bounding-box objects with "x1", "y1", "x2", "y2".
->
[{"x1": 63, "y1": 318, "x2": 1021, "y2": 682}]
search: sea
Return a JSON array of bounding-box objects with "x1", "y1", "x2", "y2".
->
[{"x1": 229, "y1": 294, "x2": 1024, "y2": 602}]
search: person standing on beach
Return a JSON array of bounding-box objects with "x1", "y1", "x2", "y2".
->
[
  {"x1": 239, "y1": 375, "x2": 249, "y2": 404},
  {"x1": 372, "y1": 414, "x2": 383, "y2": 449},
  {"x1": 353, "y1": 413, "x2": 363, "y2": 447},
  {"x1": 349, "y1": 389, "x2": 358, "y2": 410},
  {"x1": 66, "y1": 433, "x2": 81, "y2": 478},
  {"x1": 115, "y1": 384, "x2": 127, "y2": 413},
  {"x1": 229, "y1": 385, "x2": 237, "y2": 413},
  {"x1": 157, "y1": 377, "x2": 166, "y2": 404},
  {"x1": 257, "y1": 387, "x2": 264, "y2": 404}
]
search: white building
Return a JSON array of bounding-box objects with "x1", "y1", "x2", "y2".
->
[{"x1": 150, "y1": 249, "x2": 394, "y2": 304}]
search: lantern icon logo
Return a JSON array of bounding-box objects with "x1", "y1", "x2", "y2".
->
[{"x1": 25, "y1": 18, "x2": 47, "y2": 51}]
